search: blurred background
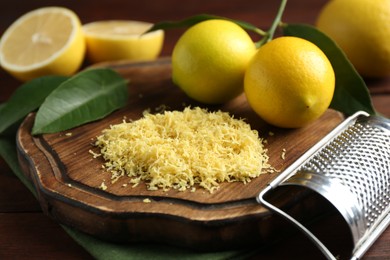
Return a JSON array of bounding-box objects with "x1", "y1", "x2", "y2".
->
[{"x1": 0, "y1": 0, "x2": 328, "y2": 102}]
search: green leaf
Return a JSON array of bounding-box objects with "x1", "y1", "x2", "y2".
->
[
  {"x1": 0, "y1": 76, "x2": 68, "y2": 135},
  {"x1": 146, "y1": 14, "x2": 266, "y2": 36},
  {"x1": 282, "y1": 23, "x2": 376, "y2": 116},
  {"x1": 32, "y1": 68, "x2": 129, "y2": 135}
]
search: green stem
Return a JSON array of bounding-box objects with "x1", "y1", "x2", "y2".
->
[
  {"x1": 268, "y1": 0, "x2": 287, "y2": 41},
  {"x1": 253, "y1": 27, "x2": 267, "y2": 36},
  {"x1": 255, "y1": 0, "x2": 288, "y2": 48}
]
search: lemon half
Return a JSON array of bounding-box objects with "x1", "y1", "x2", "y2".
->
[
  {"x1": 82, "y1": 20, "x2": 164, "y2": 63},
  {"x1": 0, "y1": 6, "x2": 85, "y2": 82}
]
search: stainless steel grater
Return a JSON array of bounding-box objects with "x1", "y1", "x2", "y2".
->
[{"x1": 258, "y1": 111, "x2": 390, "y2": 260}]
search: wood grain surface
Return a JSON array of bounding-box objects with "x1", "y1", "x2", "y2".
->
[{"x1": 16, "y1": 58, "x2": 347, "y2": 251}]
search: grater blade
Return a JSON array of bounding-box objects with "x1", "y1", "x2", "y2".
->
[{"x1": 257, "y1": 111, "x2": 390, "y2": 260}]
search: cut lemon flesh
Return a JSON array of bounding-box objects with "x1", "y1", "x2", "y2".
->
[
  {"x1": 0, "y1": 7, "x2": 85, "y2": 81},
  {"x1": 82, "y1": 20, "x2": 164, "y2": 63}
]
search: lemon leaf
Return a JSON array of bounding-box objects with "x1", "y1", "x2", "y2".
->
[
  {"x1": 282, "y1": 23, "x2": 376, "y2": 116},
  {"x1": 146, "y1": 14, "x2": 266, "y2": 36},
  {"x1": 0, "y1": 76, "x2": 68, "y2": 136},
  {"x1": 32, "y1": 68, "x2": 128, "y2": 135}
]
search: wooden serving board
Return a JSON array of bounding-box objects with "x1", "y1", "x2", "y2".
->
[{"x1": 17, "y1": 57, "x2": 344, "y2": 251}]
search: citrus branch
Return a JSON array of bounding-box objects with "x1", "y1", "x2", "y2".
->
[{"x1": 255, "y1": 0, "x2": 288, "y2": 48}]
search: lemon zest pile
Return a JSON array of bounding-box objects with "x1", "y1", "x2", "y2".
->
[{"x1": 94, "y1": 107, "x2": 272, "y2": 193}]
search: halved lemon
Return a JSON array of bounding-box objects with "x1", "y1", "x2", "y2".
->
[
  {"x1": 0, "y1": 7, "x2": 86, "y2": 82},
  {"x1": 82, "y1": 20, "x2": 164, "y2": 63}
]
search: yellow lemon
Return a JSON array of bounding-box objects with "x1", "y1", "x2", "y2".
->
[
  {"x1": 244, "y1": 36, "x2": 335, "y2": 128},
  {"x1": 172, "y1": 19, "x2": 256, "y2": 104},
  {"x1": 316, "y1": 0, "x2": 390, "y2": 77},
  {"x1": 82, "y1": 20, "x2": 164, "y2": 63},
  {"x1": 0, "y1": 7, "x2": 85, "y2": 82}
]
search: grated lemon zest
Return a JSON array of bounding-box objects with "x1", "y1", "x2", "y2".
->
[{"x1": 93, "y1": 107, "x2": 272, "y2": 193}]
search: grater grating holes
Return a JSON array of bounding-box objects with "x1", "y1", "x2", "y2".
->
[{"x1": 300, "y1": 120, "x2": 390, "y2": 229}]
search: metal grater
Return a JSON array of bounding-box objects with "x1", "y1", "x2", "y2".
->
[{"x1": 258, "y1": 111, "x2": 390, "y2": 260}]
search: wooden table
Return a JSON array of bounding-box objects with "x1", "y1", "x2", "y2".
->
[{"x1": 1, "y1": 0, "x2": 389, "y2": 259}]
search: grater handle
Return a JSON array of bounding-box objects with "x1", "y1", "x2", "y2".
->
[{"x1": 257, "y1": 186, "x2": 337, "y2": 260}]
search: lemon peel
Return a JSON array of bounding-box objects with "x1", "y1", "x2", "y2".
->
[
  {"x1": 244, "y1": 36, "x2": 335, "y2": 128},
  {"x1": 316, "y1": 0, "x2": 390, "y2": 77},
  {"x1": 172, "y1": 19, "x2": 256, "y2": 104}
]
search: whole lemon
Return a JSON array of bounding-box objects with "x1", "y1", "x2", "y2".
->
[
  {"x1": 172, "y1": 19, "x2": 256, "y2": 104},
  {"x1": 244, "y1": 36, "x2": 335, "y2": 128},
  {"x1": 316, "y1": 0, "x2": 390, "y2": 78}
]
